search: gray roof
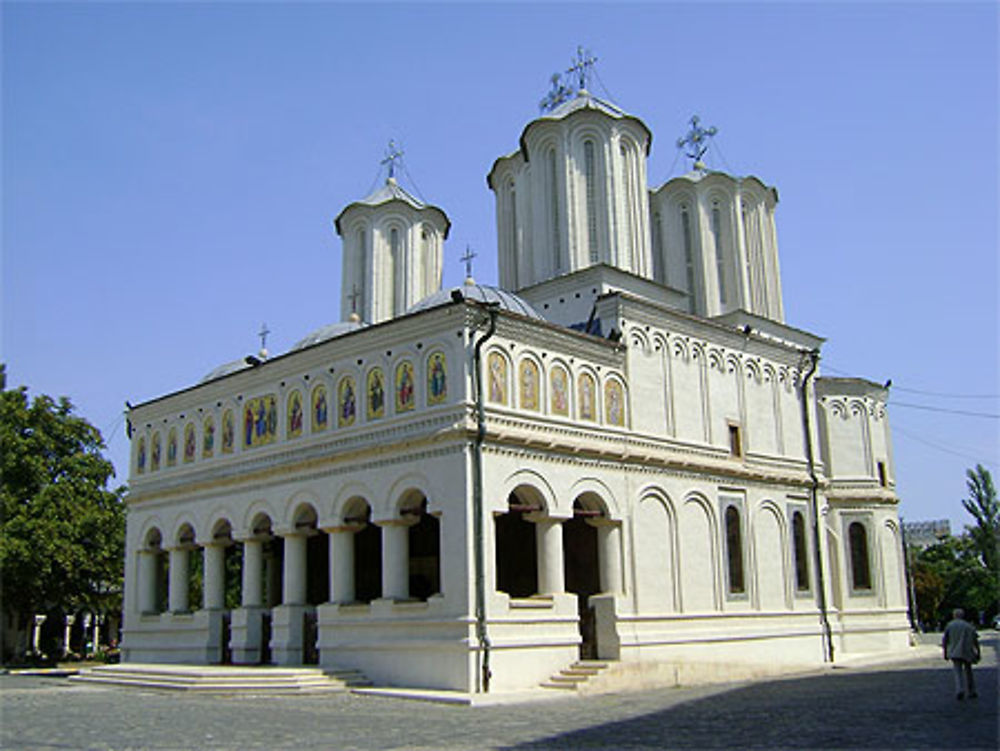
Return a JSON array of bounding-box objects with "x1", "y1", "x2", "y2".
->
[
  {"x1": 291, "y1": 319, "x2": 367, "y2": 351},
  {"x1": 408, "y1": 280, "x2": 543, "y2": 319},
  {"x1": 200, "y1": 358, "x2": 251, "y2": 384},
  {"x1": 334, "y1": 178, "x2": 451, "y2": 237}
]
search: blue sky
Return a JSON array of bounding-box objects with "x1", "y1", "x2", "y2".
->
[{"x1": 3, "y1": 2, "x2": 997, "y2": 531}]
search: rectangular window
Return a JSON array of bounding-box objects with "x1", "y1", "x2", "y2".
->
[
  {"x1": 728, "y1": 423, "x2": 742, "y2": 458},
  {"x1": 877, "y1": 461, "x2": 887, "y2": 488}
]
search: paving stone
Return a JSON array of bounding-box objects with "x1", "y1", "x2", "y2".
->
[{"x1": 1, "y1": 638, "x2": 996, "y2": 750}]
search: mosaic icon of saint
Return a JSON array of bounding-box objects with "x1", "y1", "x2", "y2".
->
[
  {"x1": 203, "y1": 417, "x2": 215, "y2": 457},
  {"x1": 167, "y1": 429, "x2": 178, "y2": 466},
  {"x1": 579, "y1": 374, "x2": 595, "y2": 420},
  {"x1": 340, "y1": 379, "x2": 356, "y2": 426},
  {"x1": 288, "y1": 392, "x2": 303, "y2": 437},
  {"x1": 606, "y1": 381, "x2": 624, "y2": 426},
  {"x1": 368, "y1": 369, "x2": 385, "y2": 419},
  {"x1": 151, "y1": 433, "x2": 161, "y2": 471},
  {"x1": 265, "y1": 397, "x2": 277, "y2": 437},
  {"x1": 551, "y1": 367, "x2": 568, "y2": 415},
  {"x1": 519, "y1": 360, "x2": 538, "y2": 410},
  {"x1": 488, "y1": 353, "x2": 506, "y2": 404},
  {"x1": 313, "y1": 387, "x2": 328, "y2": 430},
  {"x1": 222, "y1": 410, "x2": 233, "y2": 453},
  {"x1": 397, "y1": 362, "x2": 414, "y2": 411},
  {"x1": 137, "y1": 437, "x2": 146, "y2": 473},
  {"x1": 183, "y1": 424, "x2": 196, "y2": 462},
  {"x1": 428, "y1": 353, "x2": 447, "y2": 403}
]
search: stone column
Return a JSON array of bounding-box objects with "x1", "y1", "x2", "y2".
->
[
  {"x1": 242, "y1": 538, "x2": 263, "y2": 607},
  {"x1": 282, "y1": 532, "x2": 307, "y2": 606},
  {"x1": 327, "y1": 527, "x2": 355, "y2": 604},
  {"x1": 535, "y1": 518, "x2": 565, "y2": 594},
  {"x1": 168, "y1": 547, "x2": 190, "y2": 613},
  {"x1": 203, "y1": 543, "x2": 226, "y2": 610},
  {"x1": 138, "y1": 550, "x2": 158, "y2": 613},
  {"x1": 63, "y1": 614, "x2": 76, "y2": 657},
  {"x1": 380, "y1": 521, "x2": 409, "y2": 600},
  {"x1": 32, "y1": 614, "x2": 46, "y2": 655},
  {"x1": 594, "y1": 521, "x2": 623, "y2": 594}
]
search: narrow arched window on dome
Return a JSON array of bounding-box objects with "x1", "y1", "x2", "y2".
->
[
  {"x1": 652, "y1": 211, "x2": 665, "y2": 283},
  {"x1": 712, "y1": 202, "x2": 727, "y2": 306},
  {"x1": 420, "y1": 225, "x2": 432, "y2": 293},
  {"x1": 506, "y1": 180, "x2": 518, "y2": 286},
  {"x1": 620, "y1": 141, "x2": 634, "y2": 267},
  {"x1": 681, "y1": 205, "x2": 697, "y2": 313},
  {"x1": 356, "y1": 229, "x2": 366, "y2": 316},
  {"x1": 390, "y1": 227, "x2": 401, "y2": 314},
  {"x1": 584, "y1": 140, "x2": 599, "y2": 264},
  {"x1": 548, "y1": 148, "x2": 561, "y2": 273}
]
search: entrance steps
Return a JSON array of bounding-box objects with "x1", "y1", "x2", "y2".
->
[
  {"x1": 540, "y1": 660, "x2": 610, "y2": 692},
  {"x1": 69, "y1": 664, "x2": 371, "y2": 694}
]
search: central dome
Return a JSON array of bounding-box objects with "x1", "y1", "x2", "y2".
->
[{"x1": 407, "y1": 280, "x2": 543, "y2": 320}]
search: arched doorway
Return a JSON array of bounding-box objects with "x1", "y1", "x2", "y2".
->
[
  {"x1": 495, "y1": 491, "x2": 540, "y2": 598},
  {"x1": 404, "y1": 496, "x2": 440, "y2": 601},
  {"x1": 344, "y1": 499, "x2": 381, "y2": 603},
  {"x1": 563, "y1": 497, "x2": 603, "y2": 659}
]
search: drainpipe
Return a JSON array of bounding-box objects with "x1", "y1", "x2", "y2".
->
[
  {"x1": 471, "y1": 303, "x2": 498, "y2": 692},
  {"x1": 800, "y1": 348, "x2": 834, "y2": 663}
]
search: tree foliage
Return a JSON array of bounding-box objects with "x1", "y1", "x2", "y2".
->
[
  {"x1": 0, "y1": 367, "x2": 126, "y2": 628},
  {"x1": 909, "y1": 465, "x2": 1000, "y2": 629},
  {"x1": 962, "y1": 464, "x2": 999, "y2": 575}
]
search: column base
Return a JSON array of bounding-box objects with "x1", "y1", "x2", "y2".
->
[
  {"x1": 230, "y1": 606, "x2": 268, "y2": 665},
  {"x1": 269, "y1": 604, "x2": 315, "y2": 666}
]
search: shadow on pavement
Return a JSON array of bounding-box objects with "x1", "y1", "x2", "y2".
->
[{"x1": 504, "y1": 663, "x2": 998, "y2": 750}]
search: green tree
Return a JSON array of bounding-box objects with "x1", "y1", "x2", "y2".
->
[
  {"x1": 962, "y1": 464, "x2": 999, "y2": 576},
  {"x1": 0, "y1": 367, "x2": 125, "y2": 656}
]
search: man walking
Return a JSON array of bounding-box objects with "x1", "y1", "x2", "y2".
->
[{"x1": 942, "y1": 608, "x2": 980, "y2": 700}]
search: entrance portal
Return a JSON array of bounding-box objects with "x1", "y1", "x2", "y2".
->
[{"x1": 563, "y1": 500, "x2": 601, "y2": 659}]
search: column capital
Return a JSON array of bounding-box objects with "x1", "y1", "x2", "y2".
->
[
  {"x1": 321, "y1": 524, "x2": 363, "y2": 534},
  {"x1": 272, "y1": 525, "x2": 316, "y2": 539}
]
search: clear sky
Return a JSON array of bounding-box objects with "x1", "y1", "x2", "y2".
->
[{"x1": 3, "y1": 2, "x2": 997, "y2": 532}]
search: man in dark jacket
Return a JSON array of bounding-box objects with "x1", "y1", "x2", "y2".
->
[{"x1": 942, "y1": 608, "x2": 980, "y2": 699}]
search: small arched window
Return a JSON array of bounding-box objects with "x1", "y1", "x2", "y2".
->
[
  {"x1": 681, "y1": 205, "x2": 696, "y2": 313},
  {"x1": 712, "y1": 202, "x2": 727, "y2": 306},
  {"x1": 506, "y1": 180, "x2": 518, "y2": 285},
  {"x1": 792, "y1": 511, "x2": 810, "y2": 591},
  {"x1": 548, "y1": 148, "x2": 561, "y2": 272},
  {"x1": 356, "y1": 228, "x2": 367, "y2": 314},
  {"x1": 652, "y1": 211, "x2": 665, "y2": 283},
  {"x1": 725, "y1": 505, "x2": 745, "y2": 594},
  {"x1": 848, "y1": 521, "x2": 872, "y2": 590},
  {"x1": 584, "y1": 140, "x2": 599, "y2": 263}
]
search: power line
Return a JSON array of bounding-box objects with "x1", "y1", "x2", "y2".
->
[
  {"x1": 889, "y1": 401, "x2": 999, "y2": 419},
  {"x1": 892, "y1": 386, "x2": 998, "y2": 400},
  {"x1": 892, "y1": 423, "x2": 998, "y2": 468}
]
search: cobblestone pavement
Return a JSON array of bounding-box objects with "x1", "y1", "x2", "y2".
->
[{"x1": 2, "y1": 638, "x2": 996, "y2": 750}]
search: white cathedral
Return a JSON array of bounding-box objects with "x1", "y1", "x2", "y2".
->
[{"x1": 121, "y1": 67, "x2": 910, "y2": 693}]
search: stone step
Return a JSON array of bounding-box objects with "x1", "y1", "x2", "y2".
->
[
  {"x1": 70, "y1": 664, "x2": 369, "y2": 694},
  {"x1": 540, "y1": 659, "x2": 613, "y2": 692}
]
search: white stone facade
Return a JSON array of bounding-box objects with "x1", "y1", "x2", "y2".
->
[{"x1": 121, "y1": 88, "x2": 909, "y2": 693}]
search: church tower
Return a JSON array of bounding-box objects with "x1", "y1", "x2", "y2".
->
[
  {"x1": 488, "y1": 52, "x2": 653, "y2": 291},
  {"x1": 334, "y1": 150, "x2": 450, "y2": 324}
]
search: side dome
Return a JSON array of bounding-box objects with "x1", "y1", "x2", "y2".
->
[
  {"x1": 200, "y1": 358, "x2": 251, "y2": 383},
  {"x1": 407, "y1": 280, "x2": 544, "y2": 320},
  {"x1": 291, "y1": 319, "x2": 366, "y2": 351}
]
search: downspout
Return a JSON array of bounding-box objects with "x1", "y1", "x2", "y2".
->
[
  {"x1": 800, "y1": 349, "x2": 834, "y2": 663},
  {"x1": 471, "y1": 304, "x2": 498, "y2": 692}
]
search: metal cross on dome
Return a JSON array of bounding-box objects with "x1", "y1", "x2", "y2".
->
[
  {"x1": 566, "y1": 46, "x2": 597, "y2": 92},
  {"x1": 676, "y1": 115, "x2": 718, "y2": 170},
  {"x1": 381, "y1": 140, "x2": 404, "y2": 180},
  {"x1": 460, "y1": 245, "x2": 477, "y2": 280},
  {"x1": 348, "y1": 283, "x2": 360, "y2": 314},
  {"x1": 258, "y1": 322, "x2": 270, "y2": 351}
]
